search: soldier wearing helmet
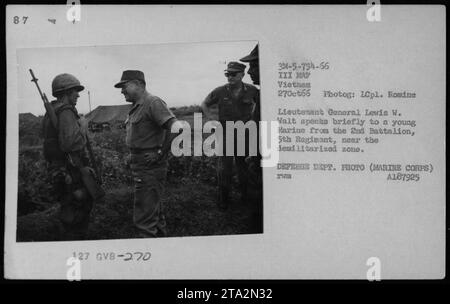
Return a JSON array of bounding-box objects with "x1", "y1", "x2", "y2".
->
[{"x1": 42, "y1": 73, "x2": 93, "y2": 240}]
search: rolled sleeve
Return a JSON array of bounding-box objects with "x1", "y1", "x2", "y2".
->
[
  {"x1": 203, "y1": 89, "x2": 219, "y2": 106},
  {"x1": 149, "y1": 98, "x2": 176, "y2": 127}
]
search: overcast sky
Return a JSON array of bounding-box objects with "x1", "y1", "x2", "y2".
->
[{"x1": 17, "y1": 40, "x2": 256, "y2": 115}]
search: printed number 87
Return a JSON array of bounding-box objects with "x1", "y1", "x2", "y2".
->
[{"x1": 13, "y1": 16, "x2": 28, "y2": 24}]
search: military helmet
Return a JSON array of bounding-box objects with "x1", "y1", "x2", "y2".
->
[{"x1": 52, "y1": 73, "x2": 85, "y2": 97}]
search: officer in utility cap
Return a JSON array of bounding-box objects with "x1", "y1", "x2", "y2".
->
[
  {"x1": 42, "y1": 73, "x2": 93, "y2": 240},
  {"x1": 114, "y1": 70, "x2": 178, "y2": 238},
  {"x1": 202, "y1": 61, "x2": 259, "y2": 210}
]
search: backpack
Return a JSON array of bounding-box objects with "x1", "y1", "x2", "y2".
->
[{"x1": 42, "y1": 103, "x2": 76, "y2": 162}]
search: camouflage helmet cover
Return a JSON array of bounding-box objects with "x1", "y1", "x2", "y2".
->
[{"x1": 52, "y1": 73, "x2": 85, "y2": 97}]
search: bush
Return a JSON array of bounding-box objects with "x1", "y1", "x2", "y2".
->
[
  {"x1": 18, "y1": 148, "x2": 55, "y2": 215},
  {"x1": 17, "y1": 110, "x2": 262, "y2": 240},
  {"x1": 17, "y1": 112, "x2": 220, "y2": 215}
]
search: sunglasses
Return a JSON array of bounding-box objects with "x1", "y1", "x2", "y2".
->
[{"x1": 225, "y1": 72, "x2": 239, "y2": 77}]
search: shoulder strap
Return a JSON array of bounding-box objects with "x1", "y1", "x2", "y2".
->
[
  {"x1": 243, "y1": 83, "x2": 257, "y2": 91},
  {"x1": 55, "y1": 104, "x2": 76, "y2": 116}
]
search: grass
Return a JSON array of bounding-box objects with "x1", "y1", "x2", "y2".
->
[
  {"x1": 17, "y1": 177, "x2": 262, "y2": 242},
  {"x1": 16, "y1": 112, "x2": 263, "y2": 241}
]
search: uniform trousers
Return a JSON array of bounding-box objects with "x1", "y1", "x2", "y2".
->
[{"x1": 130, "y1": 151, "x2": 168, "y2": 237}]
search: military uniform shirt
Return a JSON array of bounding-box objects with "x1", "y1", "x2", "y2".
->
[
  {"x1": 56, "y1": 102, "x2": 86, "y2": 153},
  {"x1": 203, "y1": 83, "x2": 259, "y2": 122},
  {"x1": 125, "y1": 92, "x2": 175, "y2": 150}
]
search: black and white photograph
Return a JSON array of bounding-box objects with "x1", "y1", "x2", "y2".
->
[
  {"x1": 4, "y1": 5, "x2": 445, "y2": 280},
  {"x1": 16, "y1": 41, "x2": 263, "y2": 241}
]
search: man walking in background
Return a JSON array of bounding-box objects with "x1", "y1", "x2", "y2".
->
[{"x1": 115, "y1": 70, "x2": 178, "y2": 238}]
